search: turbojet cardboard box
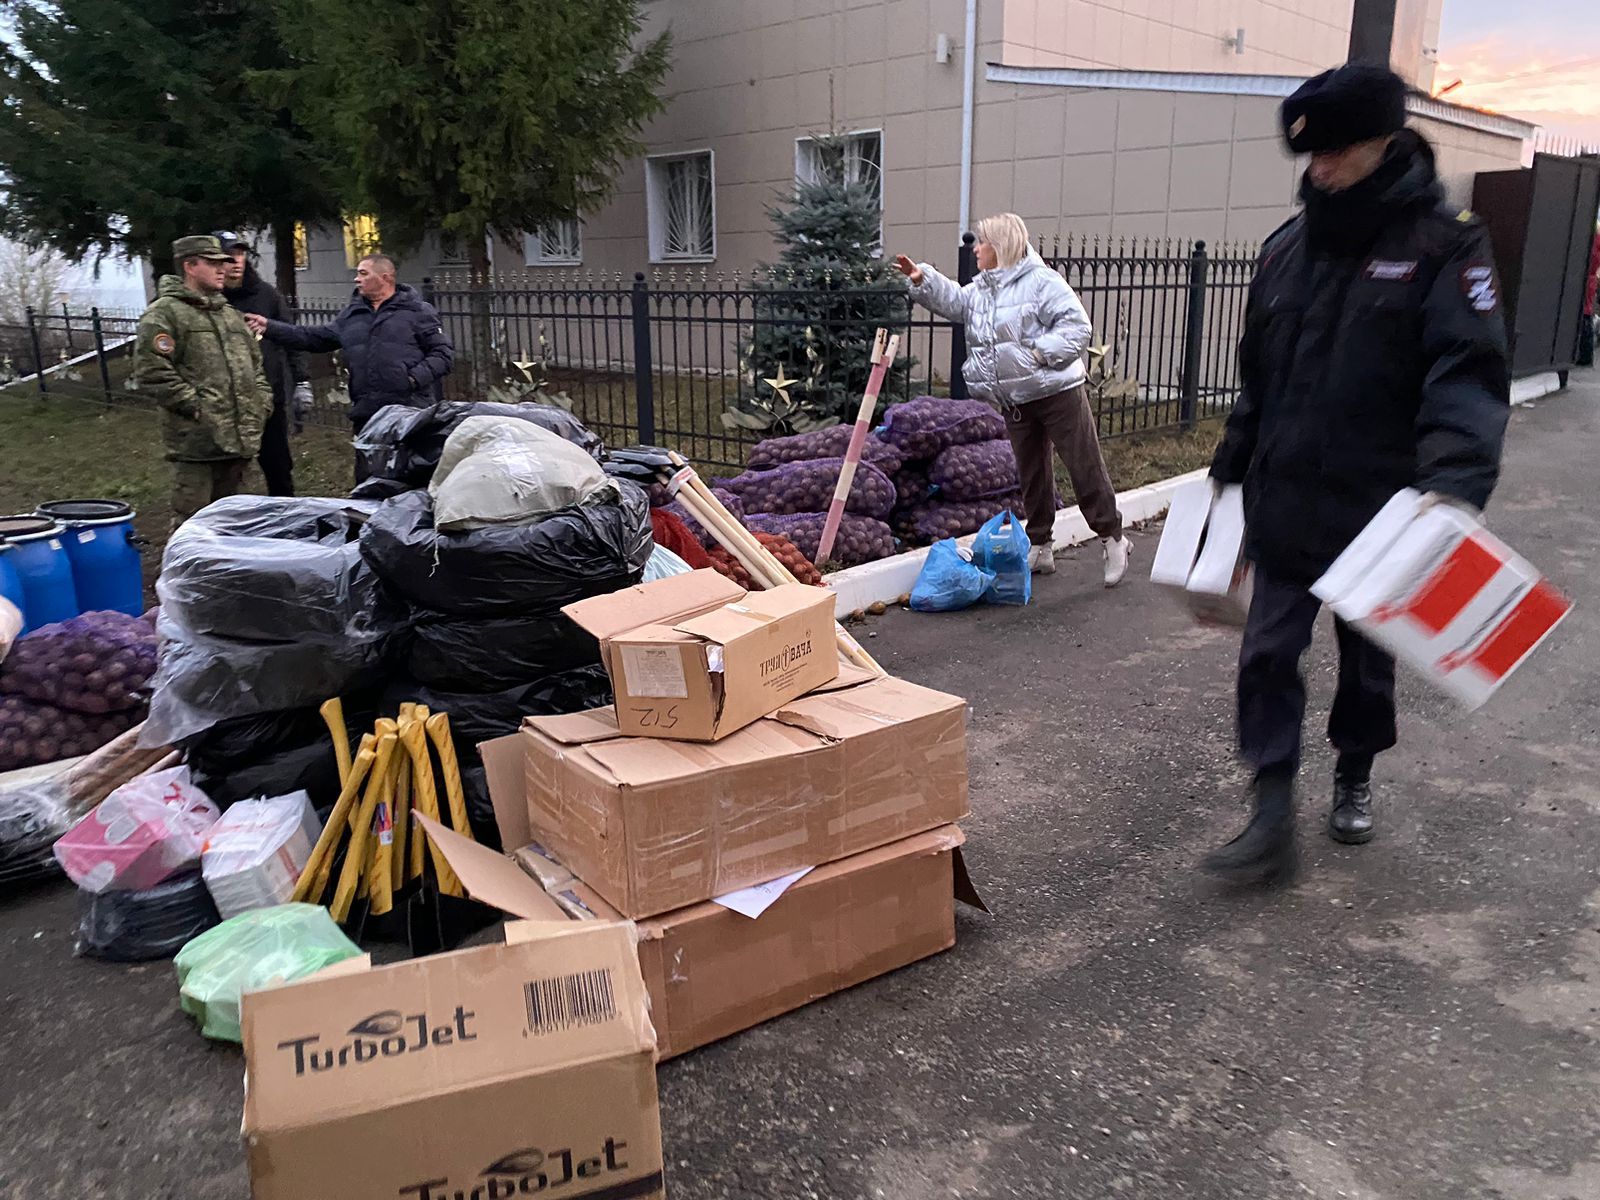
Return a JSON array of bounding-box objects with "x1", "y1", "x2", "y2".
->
[
  {"x1": 1150, "y1": 479, "x2": 1253, "y2": 625},
  {"x1": 1314, "y1": 490, "x2": 1573, "y2": 710},
  {"x1": 239, "y1": 903, "x2": 664, "y2": 1200},
  {"x1": 507, "y1": 674, "x2": 970, "y2": 918},
  {"x1": 563, "y1": 569, "x2": 839, "y2": 742}
]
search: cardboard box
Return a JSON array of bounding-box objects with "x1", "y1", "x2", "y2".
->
[
  {"x1": 421, "y1": 810, "x2": 979, "y2": 1062},
  {"x1": 563, "y1": 569, "x2": 840, "y2": 742},
  {"x1": 1314, "y1": 498, "x2": 1572, "y2": 710},
  {"x1": 1150, "y1": 480, "x2": 1253, "y2": 625},
  {"x1": 509, "y1": 675, "x2": 970, "y2": 918},
  {"x1": 240, "y1": 911, "x2": 664, "y2": 1200}
]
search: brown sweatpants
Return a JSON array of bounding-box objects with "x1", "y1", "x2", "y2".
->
[{"x1": 1002, "y1": 386, "x2": 1123, "y2": 546}]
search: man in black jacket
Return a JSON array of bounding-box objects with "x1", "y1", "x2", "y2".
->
[
  {"x1": 245, "y1": 253, "x2": 454, "y2": 480},
  {"x1": 1202, "y1": 64, "x2": 1511, "y2": 884},
  {"x1": 216, "y1": 232, "x2": 310, "y2": 496}
]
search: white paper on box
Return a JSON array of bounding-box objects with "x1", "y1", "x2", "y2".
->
[
  {"x1": 1150, "y1": 478, "x2": 1214, "y2": 589},
  {"x1": 711, "y1": 866, "x2": 813, "y2": 919},
  {"x1": 620, "y1": 644, "x2": 689, "y2": 699}
]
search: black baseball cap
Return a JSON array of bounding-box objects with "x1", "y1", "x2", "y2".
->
[{"x1": 211, "y1": 230, "x2": 251, "y2": 252}]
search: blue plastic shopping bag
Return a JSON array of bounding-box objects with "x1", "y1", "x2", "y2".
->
[
  {"x1": 973, "y1": 511, "x2": 1032, "y2": 606},
  {"x1": 910, "y1": 539, "x2": 996, "y2": 612}
]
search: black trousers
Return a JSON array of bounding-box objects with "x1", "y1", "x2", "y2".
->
[
  {"x1": 1238, "y1": 568, "x2": 1398, "y2": 775},
  {"x1": 258, "y1": 402, "x2": 295, "y2": 497}
]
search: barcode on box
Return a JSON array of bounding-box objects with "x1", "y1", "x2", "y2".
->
[{"x1": 524, "y1": 968, "x2": 617, "y2": 1036}]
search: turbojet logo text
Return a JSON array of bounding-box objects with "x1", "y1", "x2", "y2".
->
[
  {"x1": 399, "y1": 1138, "x2": 640, "y2": 1199},
  {"x1": 276, "y1": 1006, "x2": 477, "y2": 1076},
  {"x1": 760, "y1": 637, "x2": 813, "y2": 678}
]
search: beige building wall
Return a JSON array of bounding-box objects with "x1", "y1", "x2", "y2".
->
[
  {"x1": 1000, "y1": 0, "x2": 1354, "y2": 75},
  {"x1": 1412, "y1": 113, "x2": 1527, "y2": 209}
]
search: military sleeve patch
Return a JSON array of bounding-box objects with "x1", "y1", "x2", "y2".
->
[
  {"x1": 1460, "y1": 265, "x2": 1499, "y2": 314},
  {"x1": 153, "y1": 332, "x2": 176, "y2": 355}
]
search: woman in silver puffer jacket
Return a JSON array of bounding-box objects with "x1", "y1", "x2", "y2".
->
[{"x1": 897, "y1": 212, "x2": 1132, "y2": 586}]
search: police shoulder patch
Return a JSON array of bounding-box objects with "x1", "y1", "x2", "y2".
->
[
  {"x1": 1459, "y1": 264, "x2": 1499, "y2": 314},
  {"x1": 153, "y1": 332, "x2": 176, "y2": 356}
]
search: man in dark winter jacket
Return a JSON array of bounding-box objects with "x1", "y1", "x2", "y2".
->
[
  {"x1": 216, "y1": 231, "x2": 310, "y2": 496},
  {"x1": 245, "y1": 253, "x2": 454, "y2": 477},
  {"x1": 1201, "y1": 63, "x2": 1510, "y2": 884}
]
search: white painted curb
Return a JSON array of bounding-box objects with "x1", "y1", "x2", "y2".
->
[
  {"x1": 1511, "y1": 372, "x2": 1562, "y2": 406},
  {"x1": 825, "y1": 467, "x2": 1210, "y2": 616}
]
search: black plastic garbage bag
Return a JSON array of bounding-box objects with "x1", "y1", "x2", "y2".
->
[
  {"x1": 384, "y1": 665, "x2": 614, "y2": 844},
  {"x1": 356, "y1": 400, "x2": 605, "y2": 489},
  {"x1": 179, "y1": 697, "x2": 375, "y2": 810},
  {"x1": 360, "y1": 486, "x2": 652, "y2": 617},
  {"x1": 0, "y1": 779, "x2": 71, "y2": 886},
  {"x1": 159, "y1": 496, "x2": 382, "y2": 644},
  {"x1": 76, "y1": 870, "x2": 220, "y2": 961},
  {"x1": 384, "y1": 665, "x2": 614, "y2": 752},
  {"x1": 401, "y1": 610, "x2": 601, "y2": 693}
]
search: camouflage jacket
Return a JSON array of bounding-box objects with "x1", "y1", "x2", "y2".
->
[{"x1": 134, "y1": 276, "x2": 273, "y2": 461}]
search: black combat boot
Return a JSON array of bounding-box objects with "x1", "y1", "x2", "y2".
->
[
  {"x1": 1200, "y1": 769, "x2": 1298, "y2": 885},
  {"x1": 1328, "y1": 754, "x2": 1375, "y2": 845}
]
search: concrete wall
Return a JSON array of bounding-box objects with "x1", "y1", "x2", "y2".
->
[
  {"x1": 1412, "y1": 113, "x2": 1527, "y2": 209},
  {"x1": 1000, "y1": 0, "x2": 1353, "y2": 75}
]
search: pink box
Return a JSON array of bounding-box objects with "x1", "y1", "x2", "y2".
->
[{"x1": 53, "y1": 767, "x2": 220, "y2": 893}]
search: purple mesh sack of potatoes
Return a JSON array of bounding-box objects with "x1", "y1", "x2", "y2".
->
[
  {"x1": 894, "y1": 462, "x2": 934, "y2": 509},
  {"x1": 0, "y1": 611, "x2": 159, "y2": 716},
  {"x1": 894, "y1": 493, "x2": 1025, "y2": 544},
  {"x1": 878, "y1": 397, "x2": 1006, "y2": 460},
  {"x1": 719, "y1": 458, "x2": 896, "y2": 521},
  {"x1": 663, "y1": 488, "x2": 746, "y2": 548},
  {"x1": 746, "y1": 427, "x2": 905, "y2": 476},
  {"x1": 741, "y1": 512, "x2": 896, "y2": 569},
  {"x1": 928, "y1": 438, "x2": 1022, "y2": 502}
]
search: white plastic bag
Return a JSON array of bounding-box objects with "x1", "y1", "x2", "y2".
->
[
  {"x1": 641, "y1": 544, "x2": 694, "y2": 582},
  {"x1": 430, "y1": 416, "x2": 616, "y2": 530},
  {"x1": 52, "y1": 766, "x2": 219, "y2": 893},
  {"x1": 200, "y1": 791, "x2": 322, "y2": 919}
]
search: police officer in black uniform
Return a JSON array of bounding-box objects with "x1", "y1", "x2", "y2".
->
[{"x1": 1202, "y1": 63, "x2": 1511, "y2": 884}]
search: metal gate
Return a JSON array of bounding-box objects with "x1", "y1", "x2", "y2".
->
[{"x1": 1472, "y1": 152, "x2": 1600, "y2": 377}]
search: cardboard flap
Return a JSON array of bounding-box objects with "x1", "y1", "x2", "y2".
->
[
  {"x1": 416, "y1": 813, "x2": 568, "y2": 924},
  {"x1": 673, "y1": 583, "x2": 835, "y2": 646},
  {"x1": 562, "y1": 569, "x2": 745, "y2": 641},
  {"x1": 523, "y1": 707, "x2": 622, "y2": 746},
  {"x1": 480, "y1": 733, "x2": 531, "y2": 852},
  {"x1": 771, "y1": 676, "x2": 963, "y2": 739}
]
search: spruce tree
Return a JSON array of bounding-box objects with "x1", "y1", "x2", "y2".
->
[
  {"x1": 727, "y1": 143, "x2": 910, "y2": 434},
  {"x1": 0, "y1": 0, "x2": 338, "y2": 292}
]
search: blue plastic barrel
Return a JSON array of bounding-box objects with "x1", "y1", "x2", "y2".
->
[
  {"x1": 0, "y1": 517, "x2": 79, "y2": 633},
  {"x1": 36, "y1": 499, "x2": 144, "y2": 617},
  {"x1": 0, "y1": 542, "x2": 26, "y2": 628}
]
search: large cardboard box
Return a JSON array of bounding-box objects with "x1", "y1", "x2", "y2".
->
[
  {"x1": 452, "y1": 802, "x2": 977, "y2": 1060},
  {"x1": 511, "y1": 675, "x2": 970, "y2": 918},
  {"x1": 240, "y1": 915, "x2": 665, "y2": 1200},
  {"x1": 1150, "y1": 479, "x2": 1253, "y2": 625},
  {"x1": 563, "y1": 569, "x2": 840, "y2": 742},
  {"x1": 1314, "y1": 494, "x2": 1572, "y2": 710}
]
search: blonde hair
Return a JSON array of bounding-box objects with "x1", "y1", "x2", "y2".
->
[{"x1": 975, "y1": 213, "x2": 1030, "y2": 269}]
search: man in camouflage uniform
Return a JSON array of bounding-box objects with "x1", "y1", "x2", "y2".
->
[{"x1": 134, "y1": 234, "x2": 274, "y2": 526}]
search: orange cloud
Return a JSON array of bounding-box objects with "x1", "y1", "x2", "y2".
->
[{"x1": 1435, "y1": 40, "x2": 1600, "y2": 142}]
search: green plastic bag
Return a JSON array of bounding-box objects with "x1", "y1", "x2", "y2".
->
[{"x1": 174, "y1": 903, "x2": 361, "y2": 1043}]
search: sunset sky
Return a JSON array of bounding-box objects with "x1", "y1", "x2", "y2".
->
[{"x1": 1436, "y1": 0, "x2": 1600, "y2": 145}]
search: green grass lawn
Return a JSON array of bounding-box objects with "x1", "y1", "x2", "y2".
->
[{"x1": 0, "y1": 392, "x2": 355, "y2": 589}]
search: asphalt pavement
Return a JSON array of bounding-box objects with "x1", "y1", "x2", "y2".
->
[{"x1": 2, "y1": 370, "x2": 1597, "y2": 1200}]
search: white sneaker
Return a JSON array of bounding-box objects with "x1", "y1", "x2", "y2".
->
[
  {"x1": 1102, "y1": 535, "x2": 1132, "y2": 587},
  {"x1": 1028, "y1": 543, "x2": 1056, "y2": 575}
]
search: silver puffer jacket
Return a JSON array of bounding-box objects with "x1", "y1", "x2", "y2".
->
[{"x1": 908, "y1": 247, "x2": 1092, "y2": 406}]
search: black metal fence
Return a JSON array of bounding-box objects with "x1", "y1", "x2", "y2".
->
[{"x1": 4, "y1": 236, "x2": 1258, "y2": 473}]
